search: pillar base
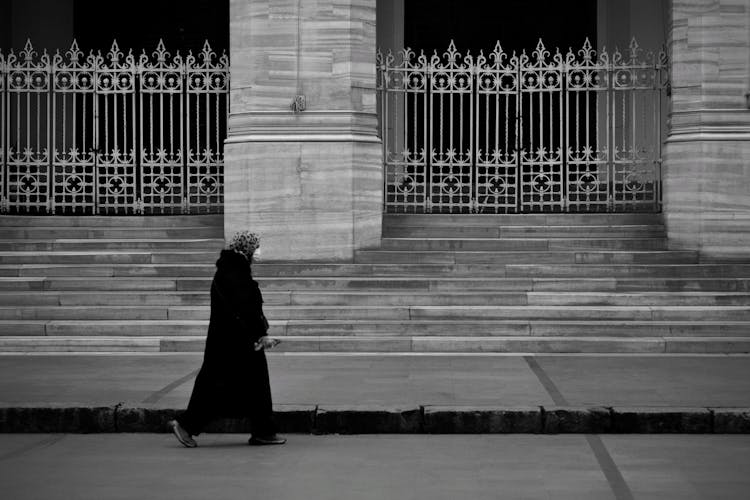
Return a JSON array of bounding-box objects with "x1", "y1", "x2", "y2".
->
[
  {"x1": 224, "y1": 139, "x2": 382, "y2": 261},
  {"x1": 664, "y1": 137, "x2": 750, "y2": 261}
]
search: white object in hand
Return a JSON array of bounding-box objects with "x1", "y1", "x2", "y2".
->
[{"x1": 254, "y1": 336, "x2": 281, "y2": 351}]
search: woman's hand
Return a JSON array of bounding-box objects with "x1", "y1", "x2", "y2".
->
[{"x1": 254, "y1": 336, "x2": 281, "y2": 351}]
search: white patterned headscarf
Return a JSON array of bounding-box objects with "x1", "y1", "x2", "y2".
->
[{"x1": 228, "y1": 231, "x2": 260, "y2": 259}]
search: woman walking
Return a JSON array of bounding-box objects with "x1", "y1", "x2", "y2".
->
[{"x1": 169, "y1": 231, "x2": 285, "y2": 447}]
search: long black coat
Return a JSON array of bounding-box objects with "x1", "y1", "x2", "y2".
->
[{"x1": 186, "y1": 249, "x2": 272, "y2": 421}]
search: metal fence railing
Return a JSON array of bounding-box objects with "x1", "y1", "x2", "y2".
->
[
  {"x1": 0, "y1": 39, "x2": 228, "y2": 214},
  {"x1": 377, "y1": 38, "x2": 669, "y2": 213}
]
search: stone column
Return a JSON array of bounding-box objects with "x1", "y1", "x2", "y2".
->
[
  {"x1": 225, "y1": 0, "x2": 382, "y2": 261},
  {"x1": 664, "y1": 0, "x2": 750, "y2": 260}
]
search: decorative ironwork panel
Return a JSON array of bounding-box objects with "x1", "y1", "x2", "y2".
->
[
  {"x1": 52, "y1": 41, "x2": 97, "y2": 214},
  {"x1": 5, "y1": 41, "x2": 52, "y2": 213},
  {"x1": 610, "y1": 40, "x2": 663, "y2": 212},
  {"x1": 377, "y1": 37, "x2": 669, "y2": 214},
  {"x1": 565, "y1": 39, "x2": 610, "y2": 212},
  {"x1": 475, "y1": 43, "x2": 520, "y2": 213},
  {"x1": 185, "y1": 42, "x2": 227, "y2": 213},
  {"x1": 519, "y1": 41, "x2": 565, "y2": 212},
  {"x1": 0, "y1": 39, "x2": 228, "y2": 215},
  {"x1": 139, "y1": 41, "x2": 184, "y2": 214},
  {"x1": 429, "y1": 42, "x2": 474, "y2": 213},
  {"x1": 96, "y1": 41, "x2": 138, "y2": 214},
  {"x1": 378, "y1": 48, "x2": 429, "y2": 213}
]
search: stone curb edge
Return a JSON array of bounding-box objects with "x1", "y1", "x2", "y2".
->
[{"x1": 1, "y1": 405, "x2": 749, "y2": 434}]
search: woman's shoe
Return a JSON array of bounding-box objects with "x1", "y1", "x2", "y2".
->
[
  {"x1": 169, "y1": 420, "x2": 197, "y2": 448},
  {"x1": 248, "y1": 434, "x2": 287, "y2": 445}
]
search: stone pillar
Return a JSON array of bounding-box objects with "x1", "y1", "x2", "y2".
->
[
  {"x1": 664, "y1": 0, "x2": 750, "y2": 260},
  {"x1": 225, "y1": 0, "x2": 383, "y2": 261}
]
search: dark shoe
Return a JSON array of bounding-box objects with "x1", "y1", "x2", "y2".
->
[
  {"x1": 169, "y1": 420, "x2": 197, "y2": 448},
  {"x1": 248, "y1": 434, "x2": 287, "y2": 446}
]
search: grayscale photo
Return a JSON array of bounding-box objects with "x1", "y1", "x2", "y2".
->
[{"x1": 1, "y1": 0, "x2": 749, "y2": 498}]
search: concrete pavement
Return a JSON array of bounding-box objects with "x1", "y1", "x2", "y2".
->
[
  {"x1": 1, "y1": 433, "x2": 750, "y2": 499},
  {"x1": 1, "y1": 353, "x2": 749, "y2": 433}
]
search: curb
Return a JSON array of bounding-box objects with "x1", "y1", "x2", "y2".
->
[{"x1": 1, "y1": 404, "x2": 749, "y2": 434}]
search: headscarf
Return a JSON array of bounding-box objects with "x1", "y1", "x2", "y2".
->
[{"x1": 228, "y1": 231, "x2": 260, "y2": 260}]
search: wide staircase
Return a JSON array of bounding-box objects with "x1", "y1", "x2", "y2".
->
[{"x1": 1, "y1": 213, "x2": 749, "y2": 353}]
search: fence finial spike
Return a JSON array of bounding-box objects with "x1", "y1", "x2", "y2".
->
[{"x1": 20, "y1": 39, "x2": 35, "y2": 61}]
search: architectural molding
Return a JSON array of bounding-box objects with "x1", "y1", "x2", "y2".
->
[
  {"x1": 667, "y1": 108, "x2": 750, "y2": 142},
  {"x1": 226, "y1": 133, "x2": 382, "y2": 143},
  {"x1": 227, "y1": 110, "x2": 380, "y2": 140}
]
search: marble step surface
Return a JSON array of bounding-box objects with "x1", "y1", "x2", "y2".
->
[
  {"x1": 0, "y1": 215, "x2": 223, "y2": 227},
  {"x1": 0, "y1": 237, "x2": 668, "y2": 252},
  {"x1": 379, "y1": 237, "x2": 668, "y2": 251},
  {"x1": 1, "y1": 334, "x2": 747, "y2": 354},
  {"x1": 382, "y1": 213, "x2": 664, "y2": 227},
  {"x1": 4, "y1": 290, "x2": 750, "y2": 307},
  {"x1": 0, "y1": 251, "x2": 219, "y2": 265},
  {"x1": 0, "y1": 249, "x2": 699, "y2": 266},
  {"x1": 383, "y1": 225, "x2": 667, "y2": 238},
  {"x1": 4, "y1": 319, "x2": 750, "y2": 338},
  {"x1": 4, "y1": 304, "x2": 750, "y2": 321},
  {"x1": 2, "y1": 212, "x2": 748, "y2": 354},
  {"x1": 0, "y1": 227, "x2": 223, "y2": 239},
  {"x1": 3, "y1": 270, "x2": 750, "y2": 286},
  {"x1": 0, "y1": 239, "x2": 225, "y2": 251},
  {"x1": 354, "y1": 250, "x2": 699, "y2": 265}
]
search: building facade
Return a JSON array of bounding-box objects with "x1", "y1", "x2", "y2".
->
[{"x1": 2, "y1": 0, "x2": 750, "y2": 260}]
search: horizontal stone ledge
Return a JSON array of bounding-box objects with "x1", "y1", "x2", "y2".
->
[
  {"x1": 611, "y1": 406, "x2": 713, "y2": 433},
  {"x1": 0, "y1": 404, "x2": 117, "y2": 433},
  {"x1": 2, "y1": 405, "x2": 749, "y2": 434},
  {"x1": 314, "y1": 406, "x2": 422, "y2": 434},
  {"x1": 710, "y1": 408, "x2": 750, "y2": 434},
  {"x1": 423, "y1": 406, "x2": 542, "y2": 433}
]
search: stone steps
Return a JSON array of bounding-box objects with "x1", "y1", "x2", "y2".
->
[
  {"x1": 1, "y1": 213, "x2": 749, "y2": 353},
  {"x1": 4, "y1": 304, "x2": 750, "y2": 322},
  {"x1": 382, "y1": 213, "x2": 663, "y2": 226},
  {"x1": 4, "y1": 318, "x2": 750, "y2": 338},
  {"x1": 4, "y1": 290, "x2": 750, "y2": 307},
  {"x1": 0, "y1": 215, "x2": 224, "y2": 227},
  {"x1": 1, "y1": 274, "x2": 750, "y2": 291},
  {"x1": 383, "y1": 225, "x2": 667, "y2": 238},
  {"x1": 355, "y1": 250, "x2": 698, "y2": 264},
  {"x1": 1, "y1": 334, "x2": 748, "y2": 354},
  {"x1": 3, "y1": 262, "x2": 749, "y2": 278},
  {"x1": 380, "y1": 237, "x2": 668, "y2": 251},
  {"x1": 0, "y1": 239, "x2": 225, "y2": 251},
  {"x1": 0, "y1": 227, "x2": 223, "y2": 239},
  {"x1": 0, "y1": 250, "x2": 218, "y2": 264}
]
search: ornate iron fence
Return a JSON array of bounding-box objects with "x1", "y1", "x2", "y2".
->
[
  {"x1": 0, "y1": 39, "x2": 228, "y2": 214},
  {"x1": 377, "y1": 38, "x2": 669, "y2": 213}
]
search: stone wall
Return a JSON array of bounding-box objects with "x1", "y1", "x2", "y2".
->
[{"x1": 664, "y1": 0, "x2": 750, "y2": 260}]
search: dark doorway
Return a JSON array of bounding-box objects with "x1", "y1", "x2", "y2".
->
[{"x1": 405, "y1": 0, "x2": 598, "y2": 54}]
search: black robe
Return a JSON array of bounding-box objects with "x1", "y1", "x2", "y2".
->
[{"x1": 178, "y1": 250, "x2": 275, "y2": 435}]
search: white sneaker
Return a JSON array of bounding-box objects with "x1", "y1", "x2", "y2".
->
[{"x1": 169, "y1": 420, "x2": 197, "y2": 448}]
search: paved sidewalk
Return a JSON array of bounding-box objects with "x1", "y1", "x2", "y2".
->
[
  {"x1": 2, "y1": 434, "x2": 750, "y2": 499},
  {"x1": 1, "y1": 353, "x2": 749, "y2": 434},
  {"x1": 2, "y1": 353, "x2": 750, "y2": 407}
]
